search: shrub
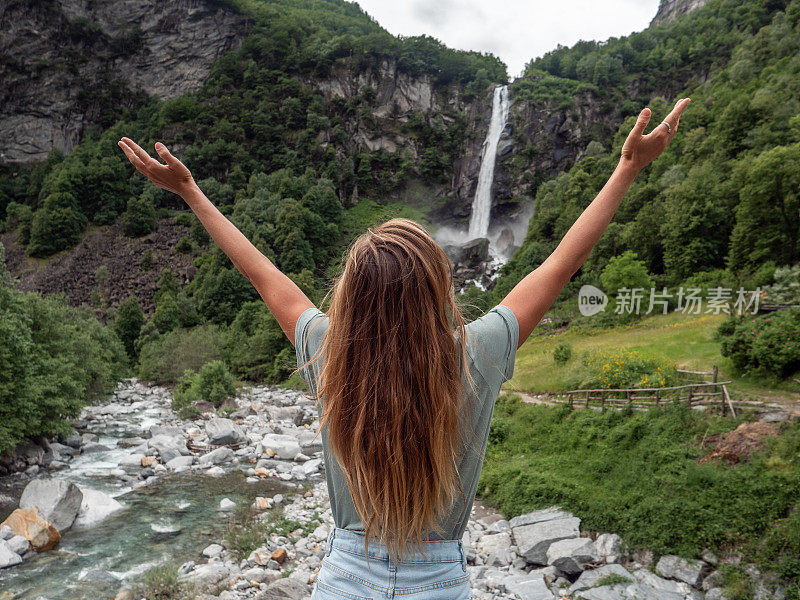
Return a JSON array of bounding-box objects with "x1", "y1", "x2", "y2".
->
[
  {"x1": 553, "y1": 342, "x2": 573, "y2": 364},
  {"x1": 175, "y1": 236, "x2": 195, "y2": 254},
  {"x1": 0, "y1": 258, "x2": 128, "y2": 454},
  {"x1": 172, "y1": 360, "x2": 236, "y2": 410},
  {"x1": 114, "y1": 296, "x2": 145, "y2": 359},
  {"x1": 121, "y1": 197, "x2": 157, "y2": 238},
  {"x1": 140, "y1": 248, "x2": 155, "y2": 271},
  {"x1": 719, "y1": 308, "x2": 800, "y2": 378},
  {"x1": 137, "y1": 324, "x2": 225, "y2": 384},
  {"x1": 3, "y1": 202, "x2": 33, "y2": 243},
  {"x1": 225, "y1": 301, "x2": 290, "y2": 382},
  {"x1": 569, "y1": 348, "x2": 678, "y2": 389},
  {"x1": 27, "y1": 200, "x2": 87, "y2": 257},
  {"x1": 600, "y1": 250, "x2": 653, "y2": 295}
]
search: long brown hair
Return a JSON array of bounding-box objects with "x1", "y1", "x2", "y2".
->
[{"x1": 295, "y1": 218, "x2": 480, "y2": 563}]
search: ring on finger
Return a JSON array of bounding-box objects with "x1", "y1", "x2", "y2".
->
[{"x1": 660, "y1": 121, "x2": 672, "y2": 135}]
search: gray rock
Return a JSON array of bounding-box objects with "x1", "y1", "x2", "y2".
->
[
  {"x1": 119, "y1": 453, "x2": 146, "y2": 467},
  {"x1": 199, "y1": 447, "x2": 235, "y2": 465},
  {"x1": 117, "y1": 436, "x2": 148, "y2": 448},
  {"x1": 477, "y1": 532, "x2": 513, "y2": 564},
  {"x1": 149, "y1": 425, "x2": 184, "y2": 438},
  {"x1": 631, "y1": 568, "x2": 692, "y2": 598},
  {"x1": 261, "y1": 434, "x2": 301, "y2": 460},
  {"x1": 0, "y1": 525, "x2": 14, "y2": 541},
  {"x1": 206, "y1": 418, "x2": 245, "y2": 445},
  {"x1": 569, "y1": 563, "x2": 634, "y2": 594},
  {"x1": 166, "y1": 455, "x2": 194, "y2": 471},
  {"x1": 705, "y1": 588, "x2": 731, "y2": 600},
  {"x1": 0, "y1": 540, "x2": 22, "y2": 569},
  {"x1": 503, "y1": 571, "x2": 556, "y2": 599},
  {"x1": 595, "y1": 532, "x2": 623, "y2": 563},
  {"x1": 509, "y1": 507, "x2": 573, "y2": 529},
  {"x1": 148, "y1": 434, "x2": 189, "y2": 463},
  {"x1": 73, "y1": 489, "x2": 125, "y2": 529},
  {"x1": 82, "y1": 443, "x2": 111, "y2": 453},
  {"x1": 547, "y1": 536, "x2": 599, "y2": 574},
  {"x1": 512, "y1": 516, "x2": 581, "y2": 564},
  {"x1": 19, "y1": 478, "x2": 83, "y2": 531},
  {"x1": 254, "y1": 577, "x2": 308, "y2": 599},
  {"x1": 7, "y1": 535, "x2": 29, "y2": 555},
  {"x1": 655, "y1": 554, "x2": 705, "y2": 587},
  {"x1": 203, "y1": 543, "x2": 224, "y2": 558},
  {"x1": 179, "y1": 562, "x2": 231, "y2": 587}
]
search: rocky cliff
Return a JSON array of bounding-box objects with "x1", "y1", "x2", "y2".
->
[
  {"x1": 0, "y1": 0, "x2": 247, "y2": 163},
  {"x1": 651, "y1": 0, "x2": 708, "y2": 26}
]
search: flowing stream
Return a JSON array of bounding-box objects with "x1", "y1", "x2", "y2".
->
[{"x1": 0, "y1": 389, "x2": 288, "y2": 600}]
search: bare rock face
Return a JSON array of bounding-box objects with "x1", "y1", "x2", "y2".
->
[
  {"x1": 651, "y1": 0, "x2": 708, "y2": 26},
  {"x1": 0, "y1": 0, "x2": 247, "y2": 163}
]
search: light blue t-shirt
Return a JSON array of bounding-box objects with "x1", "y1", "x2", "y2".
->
[{"x1": 294, "y1": 303, "x2": 519, "y2": 541}]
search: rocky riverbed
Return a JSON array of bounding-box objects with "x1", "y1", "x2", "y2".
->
[{"x1": 0, "y1": 379, "x2": 787, "y2": 599}]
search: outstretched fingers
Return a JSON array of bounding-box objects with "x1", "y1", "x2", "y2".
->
[
  {"x1": 117, "y1": 140, "x2": 146, "y2": 171},
  {"x1": 630, "y1": 107, "x2": 652, "y2": 139},
  {"x1": 663, "y1": 98, "x2": 691, "y2": 137}
]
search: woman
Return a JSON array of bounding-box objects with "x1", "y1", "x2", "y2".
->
[{"x1": 118, "y1": 97, "x2": 689, "y2": 599}]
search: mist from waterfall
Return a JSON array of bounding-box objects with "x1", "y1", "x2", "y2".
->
[{"x1": 467, "y1": 84, "x2": 510, "y2": 240}]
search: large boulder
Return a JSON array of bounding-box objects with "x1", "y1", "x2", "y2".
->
[
  {"x1": 503, "y1": 571, "x2": 556, "y2": 599},
  {"x1": 206, "y1": 418, "x2": 244, "y2": 445},
  {"x1": 256, "y1": 577, "x2": 308, "y2": 599},
  {"x1": 261, "y1": 434, "x2": 301, "y2": 460},
  {"x1": 73, "y1": 489, "x2": 125, "y2": 529},
  {"x1": 0, "y1": 539, "x2": 22, "y2": 568},
  {"x1": 0, "y1": 507, "x2": 60, "y2": 551},
  {"x1": 148, "y1": 434, "x2": 189, "y2": 464},
  {"x1": 19, "y1": 478, "x2": 83, "y2": 531},
  {"x1": 512, "y1": 516, "x2": 581, "y2": 565},
  {"x1": 199, "y1": 447, "x2": 235, "y2": 466},
  {"x1": 509, "y1": 507, "x2": 573, "y2": 529},
  {"x1": 476, "y1": 532, "x2": 514, "y2": 566},
  {"x1": 594, "y1": 532, "x2": 623, "y2": 563},
  {"x1": 655, "y1": 554, "x2": 706, "y2": 587},
  {"x1": 546, "y1": 536, "x2": 599, "y2": 574},
  {"x1": 569, "y1": 563, "x2": 634, "y2": 595}
]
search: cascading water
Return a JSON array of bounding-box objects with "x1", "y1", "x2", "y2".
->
[{"x1": 467, "y1": 84, "x2": 510, "y2": 241}]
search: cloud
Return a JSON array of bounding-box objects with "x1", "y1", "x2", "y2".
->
[{"x1": 355, "y1": 0, "x2": 661, "y2": 77}]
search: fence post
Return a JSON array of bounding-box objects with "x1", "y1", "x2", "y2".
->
[
  {"x1": 655, "y1": 389, "x2": 660, "y2": 407},
  {"x1": 601, "y1": 391, "x2": 605, "y2": 411},
  {"x1": 568, "y1": 393, "x2": 573, "y2": 407},
  {"x1": 585, "y1": 391, "x2": 590, "y2": 408},
  {"x1": 626, "y1": 390, "x2": 632, "y2": 407},
  {"x1": 687, "y1": 385, "x2": 693, "y2": 406}
]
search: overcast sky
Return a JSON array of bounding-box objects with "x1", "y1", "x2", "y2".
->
[{"x1": 355, "y1": 0, "x2": 662, "y2": 78}]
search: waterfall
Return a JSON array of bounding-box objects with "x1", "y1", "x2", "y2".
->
[{"x1": 467, "y1": 84, "x2": 510, "y2": 240}]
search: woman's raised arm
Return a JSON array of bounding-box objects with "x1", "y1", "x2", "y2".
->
[
  {"x1": 117, "y1": 138, "x2": 314, "y2": 342},
  {"x1": 500, "y1": 98, "x2": 691, "y2": 349}
]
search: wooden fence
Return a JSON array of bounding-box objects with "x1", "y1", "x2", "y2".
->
[{"x1": 560, "y1": 365, "x2": 738, "y2": 416}]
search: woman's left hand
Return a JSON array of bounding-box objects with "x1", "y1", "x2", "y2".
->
[
  {"x1": 619, "y1": 98, "x2": 691, "y2": 173},
  {"x1": 118, "y1": 138, "x2": 196, "y2": 196}
]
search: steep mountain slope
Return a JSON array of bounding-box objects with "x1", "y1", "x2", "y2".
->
[
  {"x1": 491, "y1": 0, "x2": 799, "y2": 305},
  {"x1": 0, "y1": 0, "x2": 247, "y2": 163}
]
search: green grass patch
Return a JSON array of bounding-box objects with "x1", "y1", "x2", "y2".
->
[
  {"x1": 478, "y1": 394, "x2": 800, "y2": 589},
  {"x1": 224, "y1": 500, "x2": 322, "y2": 560},
  {"x1": 504, "y1": 310, "x2": 800, "y2": 403}
]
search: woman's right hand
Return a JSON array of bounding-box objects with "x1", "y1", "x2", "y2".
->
[
  {"x1": 118, "y1": 138, "x2": 196, "y2": 196},
  {"x1": 619, "y1": 98, "x2": 691, "y2": 173}
]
